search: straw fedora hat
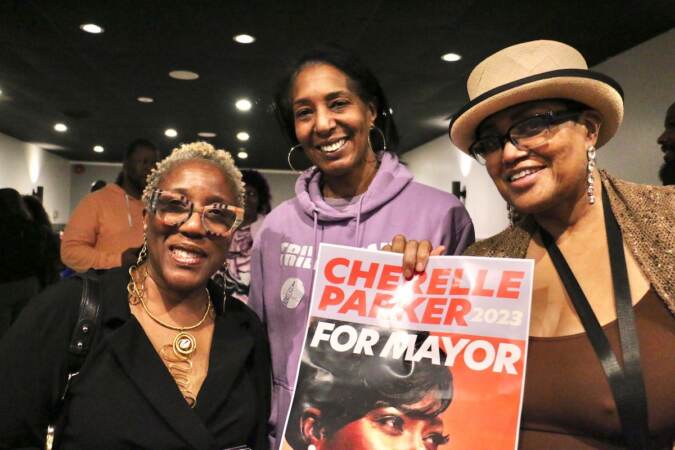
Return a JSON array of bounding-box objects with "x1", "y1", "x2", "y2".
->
[{"x1": 448, "y1": 40, "x2": 624, "y2": 154}]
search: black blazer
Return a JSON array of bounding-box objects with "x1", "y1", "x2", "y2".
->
[{"x1": 0, "y1": 267, "x2": 271, "y2": 450}]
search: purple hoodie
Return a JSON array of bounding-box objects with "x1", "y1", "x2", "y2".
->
[{"x1": 249, "y1": 152, "x2": 474, "y2": 448}]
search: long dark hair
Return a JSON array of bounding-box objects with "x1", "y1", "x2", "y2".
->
[
  {"x1": 274, "y1": 45, "x2": 399, "y2": 153},
  {"x1": 22, "y1": 195, "x2": 51, "y2": 228},
  {"x1": 0, "y1": 188, "x2": 31, "y2": 220}
]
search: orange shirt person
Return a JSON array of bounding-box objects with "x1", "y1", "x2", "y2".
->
[{"x1": 61, "y1": 139, "x2": 159, "y2": 272}]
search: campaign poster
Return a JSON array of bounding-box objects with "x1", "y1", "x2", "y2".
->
[{"x1": 281, "y1": 244, "x2": 534, "y2": 450}]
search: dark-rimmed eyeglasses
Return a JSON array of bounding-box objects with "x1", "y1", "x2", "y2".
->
[
  {"x1": 469, "y1": 110, "x2": 584, "y2": 165},
  {"x1": 149, "y1": 189, "x2": 243, "y2": 237}
]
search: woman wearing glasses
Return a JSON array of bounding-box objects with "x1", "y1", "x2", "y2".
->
[
  {"x1": 450, "y1": 40, "x2": 674, "y2": 448},
  {"x1": 250, "y1": 45, "x2": 474, "y2": 448},
  {"x1": 0, "y1": 142, "x2": 271, "y2": 450}
]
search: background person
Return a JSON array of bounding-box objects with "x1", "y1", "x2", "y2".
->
[
  {"x1": 0, "y1": 189, "x2": 51, "y2": 338},
  {"x1": 657, "y1": 101, "x2": 675, "y2": 185},
  {"x1": 0, "y1": 142, "x2": 270, "y2": 449},
  {"x1": 284, "y1": 321, "x2": 452, "y2": 450},
  {"x1": 449, "y1": 40, "x2": 674, "y2": 449},
  {"x1": 61, "y1": 138, "x2": 159, "y2": 272},
  {"x1": 22, "y1": 194, "x2": 61, "y2": 287},
  {"x1": 221, "y1": 169, "x2": 272, "y2": 303},
  {"x1": 250, "y1": 45, "x2": 474, "y2": 448}
]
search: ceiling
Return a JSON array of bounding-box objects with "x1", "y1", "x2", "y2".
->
[{"x1": 0, "y1": 0, "x2": 673, "y2": 170}]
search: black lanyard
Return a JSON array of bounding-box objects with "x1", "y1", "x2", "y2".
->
[{"x1": 538, "y1": 187, "x2": 650, "y2": 449}]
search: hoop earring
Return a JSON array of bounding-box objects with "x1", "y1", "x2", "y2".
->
[
  {"x1": 586, "y1": 145, "x2": 596, "y2": 205},
  {"x1": 368, "y1": 125, "x2": 387, "y2": 152},
  {"x1": 287, "y1": 144, "x2": 303, "y2": 173},
  {"x1": 136, "y1": 236, "x2": 148, "y2": 266}
]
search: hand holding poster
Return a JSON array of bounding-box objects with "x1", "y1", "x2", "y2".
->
[{"x1": 282, "y1": 244, "x2": 533, "y2": 450}]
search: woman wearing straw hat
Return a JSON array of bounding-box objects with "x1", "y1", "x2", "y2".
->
[{"x1": 449, "y1": 40, "x2": 674, "y2": 449}]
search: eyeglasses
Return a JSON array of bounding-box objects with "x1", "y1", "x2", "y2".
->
[
  {"x1": 469, "y1": 110, "x2": 583, "y2": 165},
  {"x1": 149, "y1": 189, "x2": 243, "y2": 237}
]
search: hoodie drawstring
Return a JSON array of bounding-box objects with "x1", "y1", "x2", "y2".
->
[
  {"x1": 308, "y1": 209, "x2": 320, "y2": 301},
  {"x1": 312, "y1": 209, "x2": 319, "y2": 274},
  {"x1": 355, "y1": 195, "x2": 365, "y2": 248}
]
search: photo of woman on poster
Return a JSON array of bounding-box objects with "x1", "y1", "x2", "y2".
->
[{"x1": 283, "y1": 320, "x2": 453, "y2": 450}]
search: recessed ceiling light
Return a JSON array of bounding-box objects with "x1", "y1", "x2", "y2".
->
[
  {"x1": 93, "y1": 145, "x2": 104, "y2": 153},
  {"x1": 80, "y1": 23, "x2": 104, "y2": 34},
  {"x1": 169, "y1": 70, "x2": 199, "y2": 80},
  {"x1": 237, "y1": 151, "x2": 248, "y2": 159},
  {"x1": 54, "y1": 123, "x2": 68, "y2": 132},
  {"x1": 235, "y1": 98, "x2": 252, "y2": 111},
  {"x1": 233, "y1": 34, "x2": 255, "y2": 44},
  {"x1": 236, "y1": 131, "x2": 250, "y2": 141},
  {"x1": 165, "y1": 128, "x2": 178, "y2": 138},
  {"x1": 198, "y1": 132, "x2": 216, "y2": 138},
  {"x1": 137, "y1": 96, "x2": 154, "y2": 103},
  {"x1": 441, "y1": 52, "x2": 462, "y2": 62}
]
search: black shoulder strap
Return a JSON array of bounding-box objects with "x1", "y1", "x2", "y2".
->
[
  {"x1": 66, "y1": 272, "x2": 102, "y2": 373},
  {"x1": 539, "y1": 188, "x2": 650, "y2": 449},
  {"x1": 46, "y1": 272, "x2": 102, "y2": 449}
]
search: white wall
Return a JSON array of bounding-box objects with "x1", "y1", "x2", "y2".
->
[
  {"x1": 402, "y1": 29, "x2": 675, "y2": 239},
  {"x1": 595, "y1": 29, "x2": 675, "y2": 184},
  {"x1": 256, "y1": 169, "x2": 297, "y2": 209},
  {"x1": 0, "y1": 132, "x2": 71, "y2": 224},
  {"x1": 401, "y1": 136, "x2": 509, "y2": 239}
]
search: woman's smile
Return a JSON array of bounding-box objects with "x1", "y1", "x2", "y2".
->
[
  {"x1": 317, "y1": 137, "x2": 348, "y2": 154},
  {"x1": 168, "y1": 242, "x2": 208, "y2": 267},
  {"x1": 504, "y1": 165, "x2": 546, "y2": 189}
]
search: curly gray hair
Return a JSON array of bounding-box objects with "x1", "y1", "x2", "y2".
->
[{"x1": 142, "y1": 141, "x2": 244, "y2": 208}]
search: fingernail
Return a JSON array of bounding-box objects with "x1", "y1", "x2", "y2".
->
[
  {"x1": 416, "y1": 262, "x2": 424, "y2": 272},
  {"x1": 404, "y1": 269, "x2": 412, "y2": 279}
]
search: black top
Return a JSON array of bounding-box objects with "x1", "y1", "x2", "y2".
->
[{"x1": 0, "y1": 266, "x2": 271, "y2": 450}]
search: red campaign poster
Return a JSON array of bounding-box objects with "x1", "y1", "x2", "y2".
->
[{"x1": 281, "y1": 244, "x2": 534, "y2": 450}]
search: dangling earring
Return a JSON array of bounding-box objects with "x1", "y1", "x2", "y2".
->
[
  {"x1": 368, "y1": 125, "x2": 388, "y2": 152},
  {"x1": 307, "y1": 445, "x2": 316, "y2": 450},
  {"x1": 586, "y1": 145, "x2": 596, "y2": 205},
  {"x1": 127, "y1": 236, "x2": 148, "y2": 305},
  {"x1": 136, "y1": 236, "x2": 148, "y2": 266},
  {"x1": 287, "y1": 144, "x2": 303, "y2": 173},
  {"x1": 507, "y1": 203, "x2": 519, "y2": 227}
]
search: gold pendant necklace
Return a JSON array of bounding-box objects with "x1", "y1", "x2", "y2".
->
[{"x1": 128, "y1": 264, "x2": 211, "y2": 407}]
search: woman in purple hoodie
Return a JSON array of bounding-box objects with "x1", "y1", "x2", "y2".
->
[{"x1": 249, "y1": 46, "x2": 475, "y2": 448}]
